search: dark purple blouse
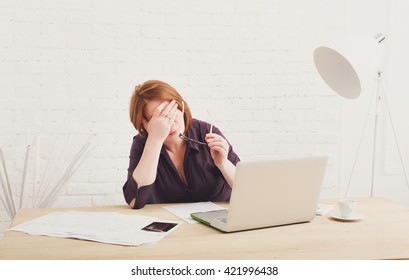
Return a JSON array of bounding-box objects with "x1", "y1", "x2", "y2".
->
[{"x1": 122, "y1": 119, "x2": 240, "y2": 209}]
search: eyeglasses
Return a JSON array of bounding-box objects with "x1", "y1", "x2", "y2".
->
[
  {"x1": 179, "y1": 133, "x2": 208, "y2": 145},
  {"x1": 178, "y1": 104, "x2": 213, "y2": 146}
]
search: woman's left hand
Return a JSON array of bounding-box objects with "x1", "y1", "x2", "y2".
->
[{"x1": 205, "y1": 133, "x2": 229, "y2": 168}]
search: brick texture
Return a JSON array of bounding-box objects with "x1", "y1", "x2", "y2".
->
[{"x1": 0, "y1": 0, "x2": 346, "y2": 236}]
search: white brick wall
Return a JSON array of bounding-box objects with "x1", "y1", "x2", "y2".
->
[{"x1": 0, "y1": 0, "x2": 346, "y2": 237}]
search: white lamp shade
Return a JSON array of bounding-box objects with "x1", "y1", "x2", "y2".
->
[{"x1": 313, "y1": 35, "x2": 380, "y2": 99}]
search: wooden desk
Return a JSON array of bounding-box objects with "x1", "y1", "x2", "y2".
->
[{"x1": 0, "y1": 198, "x2": 408, "y2": 260}]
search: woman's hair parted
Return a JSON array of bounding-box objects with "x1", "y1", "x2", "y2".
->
[{"x1": 129, "y1": 80, "x2": 192, "y2": 136}]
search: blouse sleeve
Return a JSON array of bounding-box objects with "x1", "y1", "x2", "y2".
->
[{"x1": 122, "y1": 136, "x2": 155, "y2": 209}]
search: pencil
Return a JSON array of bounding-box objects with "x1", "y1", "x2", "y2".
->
[{"x1": 207, "y1": 110, "x2": 213, "y2": 134}]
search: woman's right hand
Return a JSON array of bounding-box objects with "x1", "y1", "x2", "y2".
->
[{"x1": 142, "y1": 100, "x2": 178, "y2": 143}]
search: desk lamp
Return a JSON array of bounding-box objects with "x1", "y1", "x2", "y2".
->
[{"x1": 313, "y1": 33, "x2": 409, "y2": 197}]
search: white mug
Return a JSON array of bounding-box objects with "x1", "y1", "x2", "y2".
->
[{"x1": 338, "y1": 199, "x2": 357, "y2": 218}]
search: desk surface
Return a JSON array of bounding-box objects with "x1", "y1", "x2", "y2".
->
[{"x1": 1, "y1": 198, "x2": 409, "y2": 260}]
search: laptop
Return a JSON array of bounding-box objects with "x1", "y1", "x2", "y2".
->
[{"x1": 191, "y1": 156, "x2": 328, "y2": 232}]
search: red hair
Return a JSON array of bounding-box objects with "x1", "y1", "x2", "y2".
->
[{"x1": 129, "y1": 80, "x2": 192, "y2": 136}]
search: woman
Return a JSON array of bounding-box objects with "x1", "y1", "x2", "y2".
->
[{"x1": 123, "y1": 80, "x2": 240, "y2": 209}]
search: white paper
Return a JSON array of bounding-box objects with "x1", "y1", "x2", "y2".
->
[
  {"x1": 163, "y1": 202, "x2": 226, "y2": 223},
  {"x1": 8, "y1": 211, "x2": 181, "y2": 246}
]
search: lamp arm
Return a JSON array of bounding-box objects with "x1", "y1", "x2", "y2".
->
[
  {"x1": 380, "y1": 79, "x2": 409, "y2": 192},
  {"x1": 343, "y1": 81, "x2": 377, "y2": 198}
]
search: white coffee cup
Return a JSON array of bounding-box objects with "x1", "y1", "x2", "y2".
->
[{"x1": 338, "y1": 199, "x2": 357, "y2": 218}]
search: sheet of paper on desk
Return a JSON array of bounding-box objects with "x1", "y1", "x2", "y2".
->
[
  {"x1": 163, "y1": 202, "x2": 226, "y2": 223},
  {"x1": 8, "y1": 211, "x2": 181, "y2": 246}
]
